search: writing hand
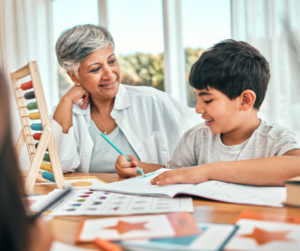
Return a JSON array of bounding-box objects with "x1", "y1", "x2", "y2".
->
[{"x1": 115, "y1": 155, "x2": 142, "y2": 178}]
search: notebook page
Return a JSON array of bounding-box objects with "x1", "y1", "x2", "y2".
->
[
  {"x1": 181, "y1": 180, "x2": 286, "y2": 207},
  {"x1": 92, "y1": 168, "x2": 194, "y2": 197}
]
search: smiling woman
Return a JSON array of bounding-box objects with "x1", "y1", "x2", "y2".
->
[{"x1": 52, "y1": 24, "x2": 199, "y2": 174}]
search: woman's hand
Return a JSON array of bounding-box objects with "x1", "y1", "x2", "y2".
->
[
  {"x1": 53, "y1": 85, "x2": 89, "y2": 133},
  {"x1": 63, "y1": 84, "x2": 89, "y2": 109},
  {"x1": 115, "y1": 155, "x2": 142, "y2": 178},
  {"x1": 150, "y1": 166, "x2": 210, "y2": 186}
]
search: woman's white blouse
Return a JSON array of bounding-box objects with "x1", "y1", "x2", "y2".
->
[{"x1": 51, "y1": 84, "x2": 201, "y2": 173}]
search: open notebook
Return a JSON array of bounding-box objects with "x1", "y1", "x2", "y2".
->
[{"x1": 92, "y1": 169, "x2": 286, "y2": 207}]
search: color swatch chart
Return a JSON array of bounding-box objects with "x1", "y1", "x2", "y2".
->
[{"x1": 40, "y1": 190, "x2": 193, "y2": 216}]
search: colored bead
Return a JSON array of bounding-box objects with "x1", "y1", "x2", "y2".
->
[
  {"x1": 20, "y1": 81, "x2": 33, "y2": 91},
  {"x1": 43, "y1": 153, "x2": 50, "y2": 162},
  {"x1": 33, "y1": 133, "x2": 42, "y2": 140},
  {"x1": 40, "y1": 162, "x2": 52, "y2": 172},
  {"x1": 31, "y1": 123, "x2": 43, "y2": 131},
  {"x1": 24, "y1": 91, "x2": 35, "y2": 100},
  {"x1": 42, "y1": 171, "x2": 55, "y2": 182},
  {"x1": 28, "y1": 112, "x2": 40, "y2": 120},
  {"x1": 27, "y1": 102, "x2": 38, "y2": 110},
  {"x1": 35, "y1": 142, "x2": 48, "y2": 151}
]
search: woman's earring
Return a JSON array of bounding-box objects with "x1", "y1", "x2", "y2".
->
[{"x1": 77, "y1": 83, "x2": 81, "y2": 86}]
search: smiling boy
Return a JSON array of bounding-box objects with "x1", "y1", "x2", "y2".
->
[{"x1": 115, "y1": 39, "x2": 300, "y2": 186}]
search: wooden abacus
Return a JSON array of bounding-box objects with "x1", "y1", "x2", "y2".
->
[{"x1": 10, "y1": 61, "x2": 65, "y2": 194}]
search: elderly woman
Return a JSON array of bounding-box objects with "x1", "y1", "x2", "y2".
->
[{"x1": 52, "y1": 24, "x2": 199, "y2": 173}]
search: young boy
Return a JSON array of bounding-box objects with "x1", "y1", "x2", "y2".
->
[{"x1": 115, "y1": 39, "x2": 300, "y2": 186}]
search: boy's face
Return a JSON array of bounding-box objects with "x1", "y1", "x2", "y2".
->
[{"x1": 194, "y1": 87, "x2": 241, "y2": 134}]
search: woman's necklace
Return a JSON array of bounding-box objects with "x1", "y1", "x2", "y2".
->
[
  {"x1": 103, "y1": 116, "x2": 115, "y2": 135},
  {"x1": 91, "y1": 102, "x2": 115, "y2": 135}
]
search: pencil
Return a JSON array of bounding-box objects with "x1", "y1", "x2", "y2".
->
[
  {"x1": 100, "y1": 133, "x2": 145, "y2": 176},
  {"x1": 29, "y1": 188, "x2": 71, "y2": 222}
]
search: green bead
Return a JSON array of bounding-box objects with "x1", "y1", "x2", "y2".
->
[
  {"x1": 43, "y1": 153, "x2": 50, "y2": 162},
  {"x1": 27, "y1": 102, "x2": 38, "y2": 110}
]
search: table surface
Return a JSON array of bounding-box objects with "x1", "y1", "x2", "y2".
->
[{"x1": 32, "y1": 172, "x2": 300, "y2": 250}]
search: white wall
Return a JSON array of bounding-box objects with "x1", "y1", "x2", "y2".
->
[{"x1": 0, "y1": 0, "x2": 58, "y2": 169}]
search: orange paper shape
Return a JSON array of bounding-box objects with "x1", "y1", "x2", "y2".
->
[
  {"x1": 104, "y1": 220, "x2": 149, "y2": 234},
  {"x1": 233, "y1": 211, "x2": 300, "y2": 225},
  {"x1": 239, "y1": 227, "x2": 293, "y2": 245}
]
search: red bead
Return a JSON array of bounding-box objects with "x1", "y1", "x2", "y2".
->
[
  {"x1": 33, "y1": 133, "x2": 42, "y2": 140},
  {"x1": 20, "y1": 81, "x2": 33, "y2": 91}
]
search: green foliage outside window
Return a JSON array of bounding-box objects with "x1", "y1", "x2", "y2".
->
[
  {"x1": 118, "y1": 52, "x2": 164, "y2": 92},
  {"x1": 57, "y1": 47, "x2": 204, "y2": 107}
]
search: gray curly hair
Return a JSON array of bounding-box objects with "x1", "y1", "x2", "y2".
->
[{"x1": 56, "y1": 24, "x2": 115, "y2": 77}]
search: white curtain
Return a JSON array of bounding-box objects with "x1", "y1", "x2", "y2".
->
[
  {"x1": 231, "y1": 0, "x2": 300, "y2": 137},
  {"x1": 0, "y1": 0, "x2": 58, "y2": 169}
]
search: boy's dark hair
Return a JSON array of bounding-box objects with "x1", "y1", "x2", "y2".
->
[{"x1": 189, "y1": 39, "x2": 270, "y2": 110}]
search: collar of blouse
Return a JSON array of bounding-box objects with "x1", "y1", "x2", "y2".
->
[{"x1": 72, "y1": 84, "x2": 132, "y2": 116}]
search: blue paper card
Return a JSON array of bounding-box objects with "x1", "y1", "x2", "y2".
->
[{"x1": 115, "y1": 222, "x2": 238, "y2": 251}]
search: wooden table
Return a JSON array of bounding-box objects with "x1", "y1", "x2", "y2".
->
[{"x1": 33, "y1": 172, "x2": 300, "y2": 250}]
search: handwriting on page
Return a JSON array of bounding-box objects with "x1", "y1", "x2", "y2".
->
[{"x1": 189, "y1": 180, "x2": 286, "y2": 207}]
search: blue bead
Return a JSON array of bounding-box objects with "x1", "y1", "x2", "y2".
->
[
  {"x1": 31, "y1": 123, "x2": 43, "y2": 131},
  {"x1": 42, "y1": 172, "x2": 55, "y2": 182}
]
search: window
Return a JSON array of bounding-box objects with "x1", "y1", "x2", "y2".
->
[
  {"x1": 53, "y1": 0, "x2": 164, "y2": 97},
  {"x1": 108, "y1": 0, "x2": 165, "y2": 91},
  {"x1": 52, "y1": 0, "x2": 230, "y2": 105},
  {"x1": 53, "y1": 0, "x2": 98, "y2": 97},
  {"x1": 182, "y1": 0, "x2": 231, "y2": 107}
]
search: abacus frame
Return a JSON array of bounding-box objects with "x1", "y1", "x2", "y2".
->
[{"x1": 10, "y1": 61, "x2": 65, "y2": 194}]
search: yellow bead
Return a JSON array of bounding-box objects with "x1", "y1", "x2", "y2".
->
[
  {"x1": 28, "y1": 112, "x2": 40, "y2": 120},
  {"x1": 40, "y1": 162, "x2": 53, "y2": 172}
]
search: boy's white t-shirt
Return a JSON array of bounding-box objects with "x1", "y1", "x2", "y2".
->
[{"x1": 165, "y1": 120, "x2": 300, "y2": 169}]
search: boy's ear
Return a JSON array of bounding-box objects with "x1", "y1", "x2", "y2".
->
[
  {"x1": 240, "y1": 90, "x2": 256, "y2": 111},
  {"x1": 67, "y1": 71, "x2": 80, "y2": 85}
]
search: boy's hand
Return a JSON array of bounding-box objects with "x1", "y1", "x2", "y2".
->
[
  {"x1": 150, "y1": 166, "x2": 209, "y2": 186},
  {"x1": 115, "y1": 155, "x2": 142, "y2": 178}
]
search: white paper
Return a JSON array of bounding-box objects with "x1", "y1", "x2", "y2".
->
[
  {"x1": 79, "y1": 215, "x2": 175, "y2": 241},
  {"x1": 225, "y1": 219, "x2": 300, "y2": 250},
  {"x1": 28, "y1": 195, "x2": 47, "y2": 209},
  {"x1": 184, "y1": 180, "x2": 286, "y2": 207},
  {"x1": 93, "y1": 169, "x2": 286, "y2": 207},
  {"x1": 93, "y1": 168, "x2": 194, "y2": 197},
  {"x1": 31, "y1": 189, "x2": 193, "y2": 216}
]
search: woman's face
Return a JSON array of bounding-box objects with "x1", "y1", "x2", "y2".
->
[{"x1": 73, "y1": 46, "x2": 121, "y2": 100}]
